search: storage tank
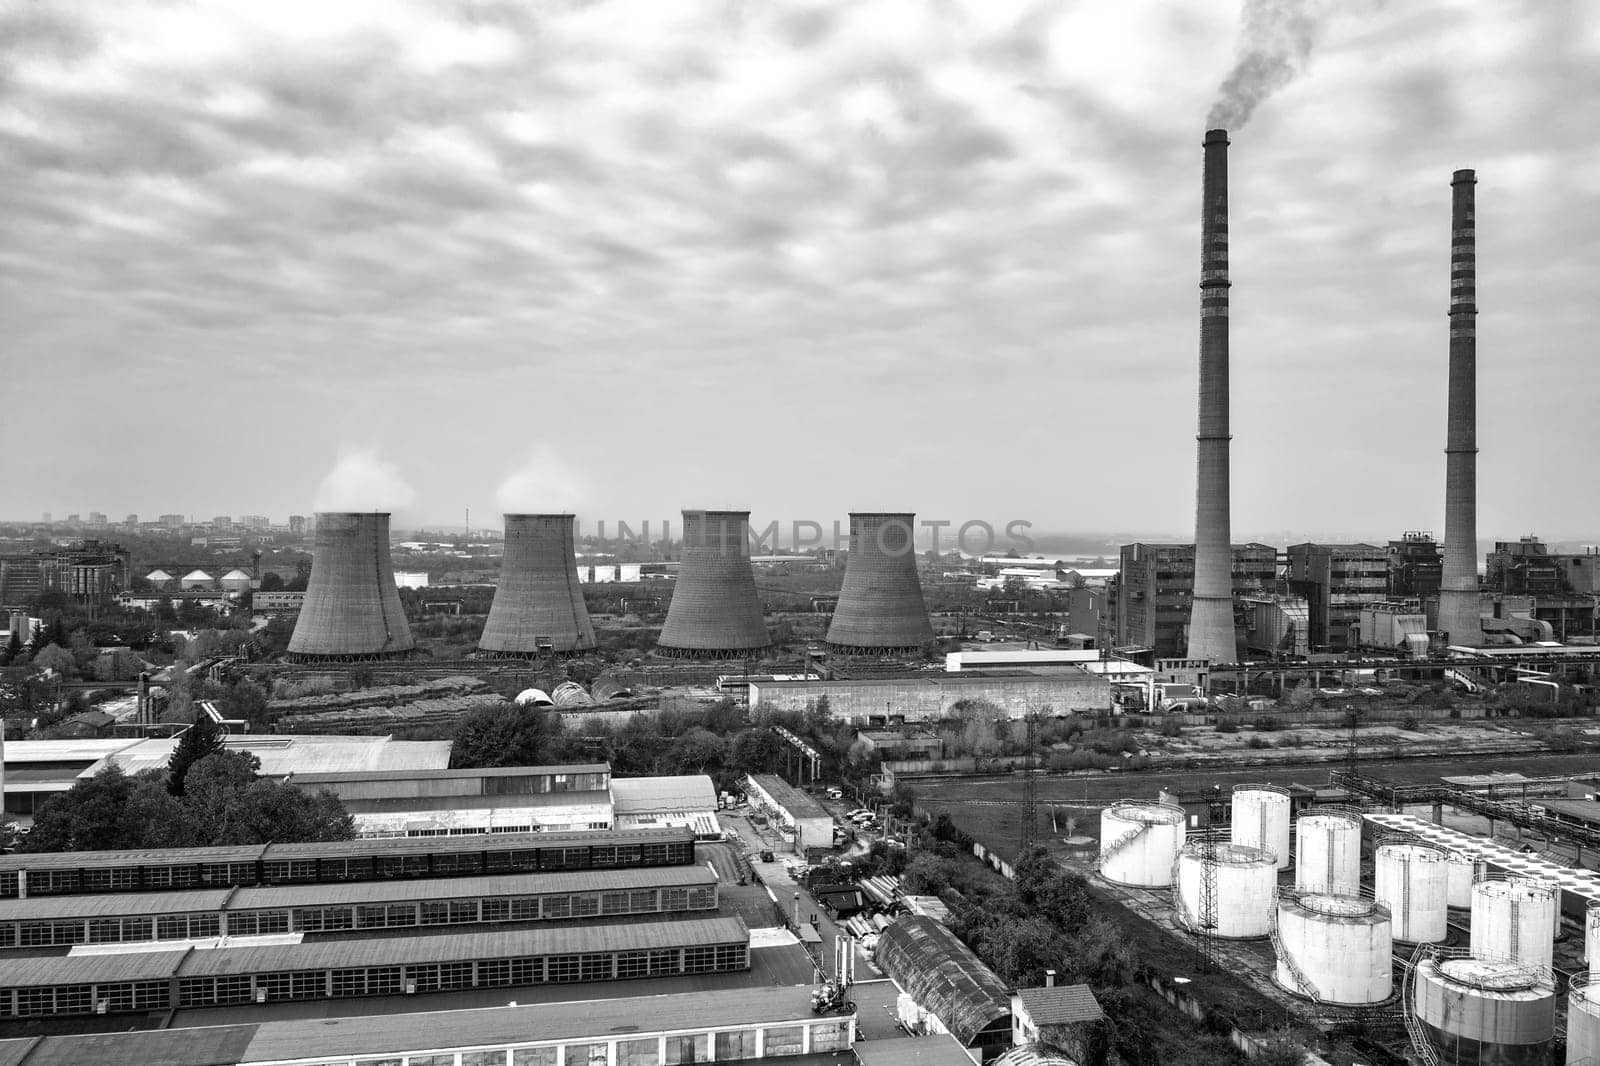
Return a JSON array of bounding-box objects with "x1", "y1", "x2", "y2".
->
[
  {"x1": 1445, "y1": 848, "x2": 1486, "y2": 910},
  {"x1": 1173, "y1": 842, "x2": 1275, "y2": 938},
  {"x1": 1373, "y1": 843, "x2": 1450, "y2": 944},
  {"x1": 1570, "y1": 972, "x2": 1600, "y2": 1066},
  {"x1": 1273, "y1": 893, "x2": 1393, "y2": 1005},
  {"x1": 1231, "y1": 784, "x2": 1291, "y2": 870},
  {"x1": 1469, "y1": 877, "x2": 1555, "y2": 971},
  {"x1": 1293, "y1": 807, "x2": 1363, "y2": 896},
  {"x1": 1097, "y1": 801, "x2": 1186, "y2": 888},
  {"x1": 1413, "y1": 957, "x2": 1554, "y2": 1066}
]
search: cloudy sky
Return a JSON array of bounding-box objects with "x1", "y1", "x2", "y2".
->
[{"x1": 3, "y1": 0, "x2": 1596, "y2": 542}]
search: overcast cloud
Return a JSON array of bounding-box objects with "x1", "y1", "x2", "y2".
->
[{"x1": 2, "y1": 0, "x2": 1596, "y2": 541}]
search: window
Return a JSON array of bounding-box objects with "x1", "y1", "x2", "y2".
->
[
  {"x1": 511, "y1": 898, "x2": 540, "y2": 922},
  {"x1": 682, "y1": 946, "x2": 717, "y2": 974},
  {"x1": 54, "y1": 986, "x2": 91, "y2": 1015},
  {"x1": 297, "y1": 907, "x2": 354, "y2": 933},
  {"x1": 510, "y1": 957, "x2": 543, "y2": 985},
  {"x1": 664, "y1": 1034, "x2": 708, "y2": 1064},
  {"x1": 714, "y1": 945, "x2": 747, "y2": 971},
  {"x1": 572, "y1": 895, "x2": 598, "y2": 918},
  {"x1": 482, "y1": 899, "x2": 511, "y2": 923},
  {"x1": 629, "y1": 890, "x2": 655, "y2": 912},
  {"x1": 648, "y1": 949, "x2": 679, "y2": 976},
  {"x1": 714, "y1": 1030, "x2": 756, "y2": 1060},
  {"x1": 810, "y1": 1021, "x2": 848, "y2": 1053},
  {"x1": 543, "y1": 896, "x2": 571, "y2": 920},
  {"x1": 565, "y1": 1043, "x2": 609, "y2": 1066},
  {"x1": 478, "y1": 959, "x2": 511, "y2": 986},
  {"x1": 763, "y1": 1027, "x2": 805, "y2": 1057},
  {"x1": 15, "y1": 988, "x2": 57, "y2": 1016},
  {"x1": 464, "y1": 1052, "x2": 510, "y2": 1066},
  {"x1": 580, "y1": 954, "x2": 611, "y2": 981},
  {"x1": 618, "y1": 1038, "x2": 658, "y2": 1066},
  {"x1": 688, "y1": 888, "x2": 716, "y2": 910},
  {"x1": 547, "y1": 955, "x2": 581, "y2": 983},
  {"x1": 601, "y1": 892, "x2": 629, "y2": 915},
  {"x1": 615, "y1": 951, "x2": 650, "y2": 979},
  {"x1": 432, "y1": 853, "x2": 483, "y2": 875},
  {"x1": 512, "y1": 1048, "x2": 558, "y2": 1066}
]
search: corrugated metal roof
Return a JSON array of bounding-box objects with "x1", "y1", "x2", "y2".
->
[
  {"x1": 1, "y1": 1027, "x2": 257, "y2": 1066},
  {"x1": 230, "y1": 864, "x2": 714, "y2": 910},
  {"x1": 0, "y1": 888, "x2": 235, "y2": 921},
  {"x1": 748, "y1": 774, "x2": 830, "y2": 820},
  {"x1": 0, "y1": 948, "x2": 190, "y2": 987},
  {"x1": 292, "y1": 763, "x2": 609, "y2": 784},
  {"x1": 1015, "y1": 985, "x2": 1104, "y2": 1025},
  {"x1": 611, "y1": 775, "x2": 718, "y2": 814},
  {"x1": 0, "y1": 844, "x2": 271, "y2": 872},
  {"x1": 875, "y1": 916, "x2": 1011, "y2": 1046}
]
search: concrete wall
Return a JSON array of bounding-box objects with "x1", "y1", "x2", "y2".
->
[{"x1": 750, "y1": 674, "x2": 1111, "y2": 722}]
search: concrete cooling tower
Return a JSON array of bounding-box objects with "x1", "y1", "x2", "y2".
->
[
  {"x1": 287, "y1": 512, "x2": 416, "y2": 662},
  {"x1": 826, "y1": 512, "x2": 934, "y2": 654},
  {"x1": 655, "y1": 510, "x2": 770, "y2": 659},
  {"x1": 478, "y1": 514, "x2": 595, "y2": 656}
]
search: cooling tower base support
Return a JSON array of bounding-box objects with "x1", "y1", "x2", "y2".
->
[
  {"x1": 284, "y1": 649, "x2": 418, "y2": 665},
  {"x1": 826, "y1": 643, "x2": 926, "y2": 657},
  {"x1": 473, "y1": 648, "x2": 591, "y2": 661},
  {"x1": 654, "y1": 645, "x2": 770, "y2": 661}
]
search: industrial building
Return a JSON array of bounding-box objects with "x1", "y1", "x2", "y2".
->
[
  {"x1": 1113, "y1": 542, "x2": 1277, "y2": 659},
  {"x1": 747, "y1": 672, "x2": 1111, "y2": 722},
  {"x1": 1387, "y1": 531, "x2": 1443, "y2": 599},
  {"x1": 0, "y1": 540, "x2": 129, "y2": 607},
  {"x1": 479, "y1": 513, "x2": 596, "y2": 657},
  {"x1": 826, "y1": 513, "x2": 935, "y2": 655},
  {"x1": 287, "y1": 512, "x2": 416, "y2": 662},
  {"x1": 744, "y1": 773, "x2": 833, "y2": 854},
  {"x1": 876, "y1": 915, "x2": 1014, "y2": 1059},
  {"x1": 1483, "y1": 536, "x2": 1600, "y2": 639},
  {"x1": 1284, "y1": 542, "x2": 1388, "y2": 652},
  {"x1": 656, "y1": 510, "x2": 770, "y2": 659}
]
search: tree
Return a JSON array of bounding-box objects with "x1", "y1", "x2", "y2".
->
[
  {"x1": 31, "y1": 643, "x2": 76, "y2": 679},
  {"x1": 728, "y1": 728, "x2": 784, "y2": 774},
  {"x1": 167, "y1": 715, "x2": 224, "y2": 795},
  {"x1": 2, "y1": 630, "x2": 23, "y2": 665},
  {"x1": 450, "y1": 704, "x2": 565, "y2": 769},
  {"x1": 221, "y1": 677, "x2": 271, "y2": 732},
  {"x1": 258, "y1": 571, "x2": 285, "y2": 592},
  {"x1": 20, "y1": 765, "x2": 190, "y2": 852},
  {"x1": 664, "y1": 728, "x2": 727, "y2": 775}
]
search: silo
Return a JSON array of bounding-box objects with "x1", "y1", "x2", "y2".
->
[
  {"x1": 1570, "y1": 973, "x2": 1600, "y2": 1066},
  {"x1": 1446, "y1": 849, "x2": 1486, "y2": 910},
  {"x1": 825, "y1": 513, "x2": 934, "y2": 654},
  {"x1": 1413, "y1": 958, "x2": 1554, "y2": 1066},
  {"x1": 287, "y1": 512, "x2": 416, "y2": 662},
  {"x1": 655, "y1": 510, "x2": 771, "y2": 659},
  {"x1": 1231, "y1": 784, "x2": 1291, "y2": 870},
  {"x1": 1469, "y1": 877, "x2": 1555, "y2": 971},
  {"x1": 479, "y1": 514, "x2": 596, "y2": 656},
  {"x1": 1173, "y1": 842, "x2": 1275, "y2": 938},
  {"x1": 1373, "y1": 844, "x2": 1450, "y2": 944},
  {"x1": 1273, "y1": 893, "x2": 1392, "y2": 1005},
  {"x1": 1097, "y1": 801, "x2": 1186, "y2": 888},
  {"x1": 1293, "y1": 807, "x2": 1363, "y2": 896}
]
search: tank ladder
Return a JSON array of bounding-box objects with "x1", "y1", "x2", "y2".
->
[
  {"x1": 1267, "y1": 887, "x2": 1323, "y2": 1004},
  {"x1": 1400, "y1": 942, "x2": 1441, "y2": 1066},
  {"x1": 1169, "y1": 844, "x2": 1219, "y2": 969},
  {"x1": 1096, "y1": 823, "x2": 1148, "y2": 868}
]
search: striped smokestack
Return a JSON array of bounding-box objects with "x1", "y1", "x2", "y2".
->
[
  {"x1": 826, "y1": 512, "x2": 934, "y2": 655},
  {"x1": 478, "y1": 514, "x2": 596, "y2": 657},
  {"x1": 1186, "y1": 128, "x2": 1237, "y2": 664},
  {"x1": 287, "y1": 512, "x2": 416, "y2": 662},
  {"x1": 1437, "y1": 169, "x2": 1485, "y2": 646},
  {"x1": 655, "y1": 510, "x2": 770, "y2": 659}
]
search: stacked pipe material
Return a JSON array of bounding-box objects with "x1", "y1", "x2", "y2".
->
[
  {"x1": 1186, "y1": 128, "x2": 1237, "y2": 663},
  {"x1": 655, "y1": 510, "x2": 770, "y2": 659},
  {"x1": 287, "y1": 512, "x2": 416, "y2": 662},
  {"x1": 1438, "y1": 168, "x2": 1486, "y2": 645},
  {"x1": 478, "y1": 514, "x2": 595, "y2": 656},
  {"x1": 826, "y1": 512, "x2": 934, "y2": 654}
]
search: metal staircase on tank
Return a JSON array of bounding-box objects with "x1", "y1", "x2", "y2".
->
[
  {"x1": 1268, "y1": 887, "x2": 1323, "y2": 1005},
  {"x1": 1400, "y1": 942, "x2": 1442, "y2": 1066},
  {"x1": 1095, "y1": 824, "x2": 1148, "y2": 868}
]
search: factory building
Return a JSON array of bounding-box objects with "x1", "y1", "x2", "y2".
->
[
  {"x1": 1387, "y1": 531, "x2": 1443, "y2": 600},
  {"x1": 1285, "y1": 542, "x2": 1388, "y2": 652},
  {"x1": 744, "y1": 773, "x2": 833, "y2": 854},
  {"x1": 1114, "y1": 542, "x2": 1277, "y2": 659},
  {"x1": 288, "y1": 512, "x2": 416, "y2": 662},
  {"x1": 876, "y1": 915, "x2": 1014, "y2": 1059},
  {"x1": 1483, "y1": 537, "x2": 1599, "y2": 639},
  {"x1": 0, "y1": 540, "x2": 130, "y2": 607},
  {"x1": 748, "y1": 672, "x2": 1111, "y2": 722},
  {"x1": 1243, "y1": 594, "x2": 1310, "y2": 659}
]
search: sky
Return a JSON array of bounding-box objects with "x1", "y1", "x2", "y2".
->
[{"x1": 2, "y1": 0, "x2": 1597, "y2": 543}]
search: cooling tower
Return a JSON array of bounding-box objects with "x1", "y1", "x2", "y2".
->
[
  {"x1": 1437, "y1": 169, "x2": 1485, "y2": 646},
  {"x1": 287, "y1": 512, "x2": 415, "y2": 662},
  {"x1": 655, "y1": 510, "x2": 770, "y2": 659},
  {"x1": 826, "y1": 512, "x2": 934, "y2": 654},
  {"x1": 478, "y1": 514, "x2": 595, "y2": 656},
  {"x1": 1187, "y1": 128, "x2": 1237, "y2": 663}
]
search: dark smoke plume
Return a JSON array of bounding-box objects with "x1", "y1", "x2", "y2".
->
[{"x1": 1207, "y1": 0, "x2": 1322, "y2": 129}]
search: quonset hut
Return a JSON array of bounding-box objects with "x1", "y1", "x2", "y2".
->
[
  {"x1": 826, "y1": 512, "x2": 934, "y2": 655},
  {"x1": 656, "y1": 510, "x2": 770, "y2": 659},
  {"x1": 479, "y1": 514, "x2": 595, "y2": 656},
  {"x1": 287, "y1": 512, "x2": 415, "y2": 663},
  {"x1": 876, "y1": 915, "x2": 1013, "y2": 1059}
]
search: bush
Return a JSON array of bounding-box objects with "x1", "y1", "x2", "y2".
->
[
  {"x1": 1401, "y1": 716, "x2": 1419, "y2": 731},
  {"x1": 1253, "y1": 715, "x2": 1279, "y2": 732},
  {"x1": 1216, "y1": 718, "x2": 1239, "y2": 734},
  {"x1": 1246, "y1": 735, "x2": 1270, "y2": 749}
]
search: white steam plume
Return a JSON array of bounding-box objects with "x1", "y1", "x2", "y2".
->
[
  {"x1": 312, "y1": 446, "x2": 416, "y2": 512},
  {"x1": 496, "y1": 447, "x2": 589, "y2": 515},
  {"x1": 1207, "y1": 0, "x2": 1324, "y2": 130}
]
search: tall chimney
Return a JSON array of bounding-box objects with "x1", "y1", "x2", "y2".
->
[
  {"x1": 1438, "y1": 169, "x2": 1485, "y2": 646},
  {"x1": 1187, "y1": 128, "x2": 1237, "y2": 664},
  {"x1": 479, "y1": 514, "x2": 596, "y2": 656}
]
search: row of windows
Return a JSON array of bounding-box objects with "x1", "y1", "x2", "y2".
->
[
  {"x1": 0, "y1": 945, "x2": 750, "y2": 1017},
  {"x1": 0, "y1": 841, "x2": 696, "y2": 898},
  {"x1": 0, "y1": 887, "x2": 716, "y2": 947}
]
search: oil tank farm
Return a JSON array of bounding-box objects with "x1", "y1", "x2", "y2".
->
[
  {"x1": 656, "y1": 510, "x2": 770, "y2": 659},
  {"x1": 1272, "y1": 893, "x2": 1393, "y2": 1005},
  {"x1": 1571, "y1": 972, "x2": 1600, "y2": 1066},
  {"x1": 1469, "y1": 877, "x2": 1556, "y2": 971},
  {"x1": 1231, "y1": 785, "x2": 1291, "y2": 871},
  {"x1": 1097, "y1": 800, "x2": 1185, "y2": 888},
  {"x1": 1293, "y1": 808, "x2": 1362, "y2": 896},
  {"x1": 1412, "y1": 957, "x2": 1555, "y2": 1066},
  {"x1": 288, "y1": 512, "x2": 416, "y2": 662},
  {"x1": 1373, "y1": 843, "x2": 1450, "y2": 944},
  {"x1": 479, "y1": 514, "x2": 595, "y2": 656},
  {"x1": 1172, "y1": 842, "x2": 1274, "y2": 939},
  {"x1": 825, "y1": 512, "x2": 934, "y2": 654}
]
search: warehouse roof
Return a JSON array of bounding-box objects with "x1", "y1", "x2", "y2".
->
[
  {"x1": 611, "y1": 775, "x2": 718, "y2": 814},
  {"x1": 747, "y1": 774, "x2": 829, "y2": 820},
  {"x1": 875, "y1": 916, "x2": 1011, "y2": 1046},
  {"x1": 291, "y1": 762, "x2": 609, "y2": 784}
]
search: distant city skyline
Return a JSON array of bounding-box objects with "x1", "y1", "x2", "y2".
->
[{"x1": 4, "y1": 2, "x2": 1596, "y2": 537}]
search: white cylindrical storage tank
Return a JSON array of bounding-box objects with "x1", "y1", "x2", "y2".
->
[
  {"x1": 1173, "y1": 842, "x2": 1276, "y2": 939},
  {"x1": 1587, "y1": 900, "x2": 1599, "y2": 966},
  {"x1": 1413, "y1": 958, "x2": 1555, "y2": 1066},
  {"x1": 1445, "y1": 849, "x2": 1485, "y2": 910},
  {"x1": 1570, "y1": 973, "x2": 1600, "y2": 1066},
  {"x1": 1293, "y1": 808, "x2": 1363, "y2": 896},
  {"x1": 1469, "y1": 878, "x2": 1555, "y2": 972},
  {"x1": 1373, "y1": 844, "x2": 1450, "y2": 944},
  {"x1": 1273, "y1": 893, "x2": 1392, "y2": 1005},
  {"x1": 1097, "y1": 801, "x2": 1186, "y2": 888},
  {"x1": 1231, "y1": 784, "x2": 1291, "y2": 871}
]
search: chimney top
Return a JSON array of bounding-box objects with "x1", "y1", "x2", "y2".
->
[
  {"x1": 1045, "y1": 969, "x2": 1057, "y2": 987},
  {"x1": 1204, "y1": 128, "x2": 1229, "y2": 145},
  {"x1": 1452, "y1": 169, "x2": 1476, "y2": 185}
]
